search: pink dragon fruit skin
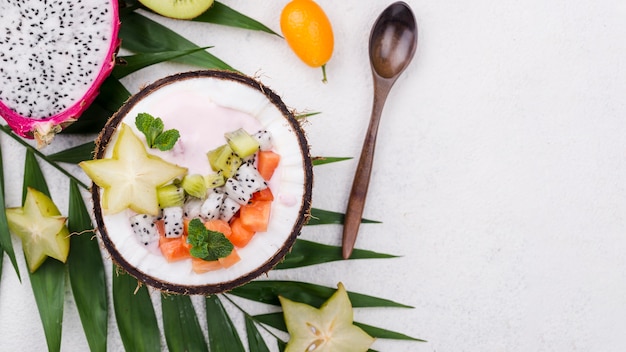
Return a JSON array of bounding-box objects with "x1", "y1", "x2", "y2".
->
[{"x1": 0, "y1": 1, "x2": 121, "y2": 147}]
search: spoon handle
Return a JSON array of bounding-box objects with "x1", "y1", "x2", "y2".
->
[{"x1": 342, "y1": 79, "x2": 392, "y2": 259}]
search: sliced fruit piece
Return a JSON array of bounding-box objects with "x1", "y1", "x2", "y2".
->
[
  {"x1": 200, "y1": 191, "x2": 225, "y2": 221},
  {"x1": 204, "y1": 219, "x2": 232, "y2": 237},
  {"x1": 163, "y1": 207, "x2": 185, "y2": 238},
  {"x1": 181, "y1": 174, "x2": 207, "y2": 198},
  {"x1": 279, "y1": 282, "x2": 375, "y2": 352},
  {"x1": 138, "y1": 0, "x2": 214, "y2": 20},
  {"x1": 225, "y1": 128, "x2": 260, "y2": 158},
  {"x1": 159, "y1": 234, "x2": 192, "y2": 262},
  {"x1": 236, "y1": 163, "x2": 268, "y2": 193},
  {"x1": 205, "y1": 172, "x2": 226, "y2": 188},
  {"x1": 80, "y1": 123, "x2": 187, "y2": 215},
  {"x1": 224, "y1": 178, "x2": 254, "y2": 205},
  {"x1": 257, "y1": 151, "x2": 281, "y2": 180},
  {"x1": 254, "y1": 130, "x2": 273, "y2": 151},
  {"x1": 240, "y1": 200, "x2": 272, "y2": 232},
  {"x1": 229, "y1": 217, "x2": 256, "y2": 247},
  {"x1": 157, "y1": 184, "x2": 185, "y2": 208},
  {"x1": 129, "y1": 213, "x2": 160, "y2": 245},
  {"x1": 252, "y1": 188, "x2": 274, "y2": 202},
  {"x1": 207, "y1": 144, "x2": 242, "y2": 178},
  {"x1": 218, "y1": 249, "x2": 240, "y2": 268},
  {"x1": 191, "y1": 257, "x2": 222, "y2": 274},
  {"x1": 0, "y1": 0, "x2": 120, "y2": 145},
  {"x1": 5, "y1": 187, "x2": 70, "y2": 272}
]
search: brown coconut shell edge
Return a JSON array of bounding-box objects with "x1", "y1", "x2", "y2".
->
[{"x1": 90, "y1": 70, "x2": 314, "y2": 295}]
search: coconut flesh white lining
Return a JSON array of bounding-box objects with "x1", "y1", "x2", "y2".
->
[{"x1": 100, "y1": 77, "x2": 307, "y2": 286}]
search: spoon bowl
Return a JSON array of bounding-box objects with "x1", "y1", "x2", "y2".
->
[
  {"x1": 369, "y1": 2, "x2": 418, "y2": 79},
  {"x1": 342, "y1": 2, "x2": 417, "y2": 259}
]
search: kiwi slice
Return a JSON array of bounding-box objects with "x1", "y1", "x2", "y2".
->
[
  {"x1": 138, "y1": 0, "x2": 214, "y2": 20},
  {"x1": 157, "y1": 184, "x2": 185, "y2": 208},
  {"x1": 225, "y1": 128, "x2": 260, "y2": 158}
]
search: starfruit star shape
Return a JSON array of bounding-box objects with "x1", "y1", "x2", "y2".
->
[
  {"x1": 6, "y1": 187, "x2": 70, "y2": 272},
  {"x1": 279, "y1": 282, "x2": 375, "y2": 352},
  {"x1": 80, "y1": 123, "x2": 187, "y2": 216}
]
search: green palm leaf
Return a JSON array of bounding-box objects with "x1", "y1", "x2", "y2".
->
[
  {"x1": 276, "y1": 239, "x2": 397, "y2": 269},
  {"x1": 193, "y1": 2, "x2": 280, "y2": 36},
  {"x1": 253, "y1": 312, "x2": 422, "y2": 341},
  {"x1": 229, "y1": 281, "x2": 412, "y2": 308},
  {"x1": 312, "y1": 156, "x2": 352, "y2": 166},
  {"x1": 67, "y1": 181, "x2": 108, "y2": 352},
  {"x1": 206, "y1": 295, "x2": 246, "y2": 351},
  {"x1": 47, "y1": 142, "x2": 96, "y2": 164},
  {"x1": 113, "y1": 47, "x2": 213, "y2": 79},
  {"x1": 23, "y1": 150, "x2": 65, "y2": 352},
  {"x1": 112, "y1": 268, "x2": 161, "y2": 352},
  {"x1": 0, "y1": 142, "x2": 20, "y2": 280},
  {"x1": 162, "y1": 295, "x2": 208, "y2": 352},
  {"x1": 245, "y1": 315, "x2": 271, "y2": 352},
  {"x1": 308, "y1": 208, "x2": 381, "y2": 225},
  {"x1": 119, "y1": 11, "x2": 235, "y2": 71}
]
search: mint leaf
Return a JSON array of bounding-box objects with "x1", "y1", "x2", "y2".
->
[
  {"x1": 146, "y1": 117, "x2": 164, "y2": 148},
  {"x1": 135, "y1": 113, "x2": 154, "y2": 134},
  {"x1": 134, "y1": 113, "x2": 179, "y2": 150},
  {"x1": 154, "y1": 129, "x2": 180, "y2": 151},
  {"x1": 186, "y1": 219, "x2": 233, "y2": 261}
]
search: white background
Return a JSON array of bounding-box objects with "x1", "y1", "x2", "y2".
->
[{"x1": 2, "y1": 0, "x2": 626, "y2": 351}]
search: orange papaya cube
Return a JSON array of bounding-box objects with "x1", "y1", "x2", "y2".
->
[
  {"x1": 218, "y1": 249, "x2": 241, "y2": 268},
  {"x1": 191, "y1": 257, "x2": 222, "y2": 274},
  {"x1": 240, "y1": 200, "x2": 272, "y2": 232},
  {"x1": 257, "y1": 151, "x2": 280, "y2": 181},
  {"x1": 229, "y1": 217, "x2": 256, "y2": 247}
]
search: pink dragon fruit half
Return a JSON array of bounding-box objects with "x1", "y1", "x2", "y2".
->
[{"x1": 0, "y1": 0, "x2": 120, "y2": 147}]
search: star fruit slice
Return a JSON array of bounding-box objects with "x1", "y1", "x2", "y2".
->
[
  {"x1": 279, "y1": 282, "x2": 376, "y2": 352},
  {"x1": 80, "y1": 123, "x2": 187, "y2": 216},
  {"x1": 5, "y1": 187, "x2": 70, "y2": 272}
]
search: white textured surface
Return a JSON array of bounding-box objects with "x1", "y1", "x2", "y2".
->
[{"x1": 2, "y1": 0, "x2": 626, "y2": 351}]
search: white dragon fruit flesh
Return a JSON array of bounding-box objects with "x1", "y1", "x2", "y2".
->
[
  {"x1": 235, "y1": 163, "x2": 268, "y2": 193},
  {"x1": 0, "y1": 0, "x2": 120, "y2": 146},
  {"x1": 224, "y1": 177, "x2": 254, "y2": 205},
  {"x1": 162, "y1": 207, "x2": 184, "y2": 238},
  {"x1": 219, "y1": 197, "x2": 241, "y2": 222},
  {"x1": 183, "y1": 198, "x2": 203, "y2": 219},
  {"x1": 200, "y1": 191, "x2": 224, "y2": 221},
  {"x1": 129, "y1": 213, "x2": 159, "y2": 246},
  {"x1": 254, "y1": 130, "x2": 273, "y2": 151}
]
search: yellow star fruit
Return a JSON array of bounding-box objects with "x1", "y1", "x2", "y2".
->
[
  {"x1": 279, "y1": 282, "x2": 375, "y2": 352},
  {"x1": 79, "y1": 123, "x2": 187, "y2": 216},
  {"x1": 6, "y1": 187, "x2": 70, "y2": 272}
]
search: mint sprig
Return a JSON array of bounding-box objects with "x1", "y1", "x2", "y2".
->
[
  {"x1": 186, "y1": 218, "x2": 234, "y2": 261},
  {"x1": 135, "y1": 113, "x2": 180, "y2": 151}
]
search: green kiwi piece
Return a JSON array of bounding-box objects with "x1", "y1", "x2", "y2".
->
[
  {"x1": 225, "y1": 128, "x2": 260, "y2": 158},
  {"x1": 138, "y1": 0, "x2": 214, "y2": 20},
  {"x1": 157, "y1": 184, "x2": 185, "y2": 208},
  {"x1": 181, "y1": 174, "x2": 207, "y2": 198}
]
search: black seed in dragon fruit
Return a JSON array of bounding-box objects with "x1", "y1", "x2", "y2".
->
[
  {"x1": 200, "y1": 191, "x2": 224, "y2": 221},
  {"x1": 235, "y1": 163, "x2": 268, "y2": 193},
  {"x1": 129, "y1": 213, "x2": 159, "y2": 246},
  {"x1": 254, "y1": 130, "x2": 273, "y2": 151},
  {"x1": 183, "y1": 198, "x2": 203, "y2": 219},
  {"x1": 162, "y1": 207, "x2": 184, "y2": 238},
  {"x1": 0, "y1": 0, "x2": 120, "y2": 146},
  {"x1": 219, "y1": 197, "x2": 241, "y2": 222},
  {"x1": 224, "y1": 178, "x2": 253, "y2": 205}
]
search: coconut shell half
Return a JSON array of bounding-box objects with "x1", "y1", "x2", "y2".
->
[{"x1": 91, "y1": 70, "x2": 313, "y2": 295}]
